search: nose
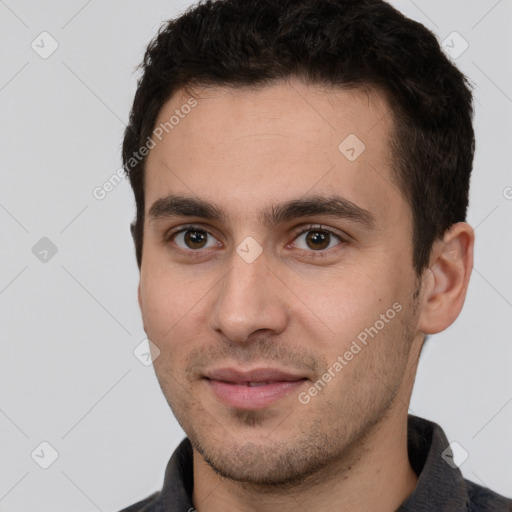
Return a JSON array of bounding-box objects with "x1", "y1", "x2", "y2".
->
[{"x1": 208, "y1": 246, "x2": 289, "y2": 343}]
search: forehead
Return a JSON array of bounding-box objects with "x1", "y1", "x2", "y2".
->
[
  {"x1": 143, "y1": 79, "x2": 406, "y2": 229},
  {"x1": 154, "y1": 80, "x2": 393, "y2": 157}
]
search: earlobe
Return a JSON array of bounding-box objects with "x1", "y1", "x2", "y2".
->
[
  {"x1": 137, "y1": 282, "x2": 149, "y2": 335},
  {"x1": 417, "y1": 222, "x2": 474, "y2": 335}
]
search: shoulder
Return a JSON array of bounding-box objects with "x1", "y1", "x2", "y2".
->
[
  {"x1": 116, "y1": 491, "x2": 160, "y2": 512},
  {"x1": 466, "y1": 479, "x2": 512, "y2": 512}
]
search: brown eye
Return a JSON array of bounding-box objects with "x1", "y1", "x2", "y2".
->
[
  {"x1": 183, "y1": 229, "x2": 208, "y2": 249},
  {"x1": 169, "y1": 226, "x2": 220, "y2": 252},
  {"x1": 304, "y1": 230, "x2": 331, "y2": 250},
  {"x1": 293, "y1": 227, "x2": 344, "y2": 253}
]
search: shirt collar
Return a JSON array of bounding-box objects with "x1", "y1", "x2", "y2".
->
[
  {"x1": 397, "y1": 415, "x2": 469, "y2": 511},
  {"x1": 156, "y1": 414, "x2": 470, "y2": 511}
]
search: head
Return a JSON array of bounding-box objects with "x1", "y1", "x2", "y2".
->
[
  {"x1": 123, "y1": 0, "x2": 475, "y2": 488},
  {"x1": 123, "y1": 0, "x2": 474, "y2": 277}
]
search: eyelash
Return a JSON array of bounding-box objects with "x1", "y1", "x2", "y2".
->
[{"x1": 164, "y1": 223, "x2": 348, "y2": 260}]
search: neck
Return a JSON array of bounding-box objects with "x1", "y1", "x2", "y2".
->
[{"x1": 191, "y1": 405, "x2": 418, "y2": 512}]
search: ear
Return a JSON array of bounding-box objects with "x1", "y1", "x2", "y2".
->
[
  {"x1": 417, "y1": 222, "x2": 474, "y2": 335},
  {"x1": 138, "y1": 281, "x2": 143, "y2": 314}
]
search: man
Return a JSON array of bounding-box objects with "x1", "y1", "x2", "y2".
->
[{"x1": 119, "y1": 0, "x2": 511, "y2": 510}]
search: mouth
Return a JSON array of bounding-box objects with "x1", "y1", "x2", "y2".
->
[{"x1": 203, "y1": 366, "x2": 310, "y2": 409}]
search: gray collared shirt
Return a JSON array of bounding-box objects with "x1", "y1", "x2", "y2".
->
[{"x1": 119, "y1": 415, "x2": 512, "y2": 511}]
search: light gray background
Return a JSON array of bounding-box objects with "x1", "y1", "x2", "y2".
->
[{"x1": 0, "y1": 1, "x2": 511, "y2": 511}]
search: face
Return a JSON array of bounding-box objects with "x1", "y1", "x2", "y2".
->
[{"x1": 138, "y1": 79, "x2": 424, "y2": 486}]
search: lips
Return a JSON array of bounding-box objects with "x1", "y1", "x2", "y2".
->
[
  {"x1": 204, "y1": 366, "x2": 309, "y2": 409},
  {"x1": 204, "y1": 366, "x2": 307, "y2": 384}
]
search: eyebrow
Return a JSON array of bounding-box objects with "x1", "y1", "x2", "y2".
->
[{"x1": 147, "y1": 193, "x2": 376, "y2": 229}]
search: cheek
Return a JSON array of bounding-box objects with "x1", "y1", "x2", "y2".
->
[
  {"x1": 297, "y1": 269, "x2": 409, "y2": 368},
  {"x1": 292, "y1": 267, "x2": 384, "y2": 332},
  {"x1": 140, "y1": 268, "x2": 204, "y2": 345}
]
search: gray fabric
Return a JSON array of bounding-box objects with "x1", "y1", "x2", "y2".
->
[{"x1": 119, "y1": 415, "x2": 512, "y2": 511}]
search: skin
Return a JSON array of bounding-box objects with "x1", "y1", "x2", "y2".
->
[{"x1": 137, "y1": 78, "x2": 474, "y2": 512}]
